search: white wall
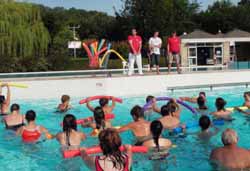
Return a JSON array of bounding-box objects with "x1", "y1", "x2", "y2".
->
[{"x1": 2, "y1": 70, "x2": 250, "y2": 100}]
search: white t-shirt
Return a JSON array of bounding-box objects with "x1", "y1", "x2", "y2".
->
[{"x1": 149, "y1": 37, "x2": 162, "y2": 55}]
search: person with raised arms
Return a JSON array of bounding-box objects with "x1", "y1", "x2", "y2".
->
[
  {"x1": 86, "y1": 97, "x2": 116, "y2": 114},
  {"x1": 210, "y1": 129, "x2": 250, "y2": 169},
  {"x1": 118, "y1": 105, "x2": 151, "y2": 146},
  {"x1": 127, "y1": 28, "x2": 143, "y2": 76},
  {"x1": 81, "y1": 128, "x2": 133, "y2": 171},
  {"x1": 179, "y1": 92, "x2": 207, "y2": 104},
  {"x1": 0, "y1": 83, "x2": 10, "y2": 116},
  {"x1": 56, "y1": 114, "x2": 86, "y2": 150},
  {"x1": 3, "y1": 104, "x2": 25, "y2": 131}
]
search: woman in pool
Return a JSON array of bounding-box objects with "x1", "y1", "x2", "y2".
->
[
  {"x1": 143, "y1": 120, "x2": 172, "y2": 149},
  {"x1": 57, "y1": 95, "x2": 72, "y2": 113},
  {"x1": 243, "y1": 92, "x2": 250, "y2": 108},
  {"x1": 56, "y1": 114, "x2": 86, "y2": 150},
  {"x1": 86, "y1": 97, "x2": 116, "y2": 114},
  {"x1": 81, "y1": 128, "x2": 133, "y2": 171},
  {"x1": 198, "y1": 115, "x2": 219, "y2": 141},
  {"x1": 16, "y1": 110, "x2": 52, "y2": 142},
  {"x1": 82, "y1": 107, "x2": 112, "y2": 136},
  {"x1": 158, "y1": 101, "x2": 182, "y2": 130},
  {"x1": 211, "y1": 97, "x2": 232, "y2": 120},
  {"x1": 196, "y1": 96, "x2": 208, "y2": 112},
  {"x1": 0, "y1": 83, "x2": 10, "y2": 116},
  {"x1": 3, "y1": 104, "x2": 25, "y2": 131}
]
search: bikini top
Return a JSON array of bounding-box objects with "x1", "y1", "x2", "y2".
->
[{"x1": 22, "y1": 126, "x2": 41, "y2": 142}]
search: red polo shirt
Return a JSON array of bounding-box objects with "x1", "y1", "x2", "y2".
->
[
  {"x1": 128, "y1": 35, "x2": 142, "y2": 54},
  {"x1": 168, "y1": 37, "x2": 180, "y2": 53}
]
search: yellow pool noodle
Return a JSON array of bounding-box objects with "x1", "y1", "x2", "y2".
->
[
  {"x1": 226, "y1": 106, "x2": 249, "y2": 112},
  {"x1": 0, "y1": 82, "x2": 28, "y2": 88}
]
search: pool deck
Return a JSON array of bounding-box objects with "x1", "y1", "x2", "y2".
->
[{"x1": 1, "y1": 69, "x2": 250, "y2": 100}]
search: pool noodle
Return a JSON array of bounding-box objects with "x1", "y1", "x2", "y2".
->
[{"x1": 0, "y1": 83, "x2": 28, "y2": 88}]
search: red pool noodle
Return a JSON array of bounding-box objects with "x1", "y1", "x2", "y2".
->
[
  {"x1": 60, "y1": 114, "x2": 115, "y2": 126},
  {"x1": 63, "y1": 146, "x2": 148, "y2": 158},
  {"x1": 79, "y1": 96, "x2": 123, "y2": 104}
]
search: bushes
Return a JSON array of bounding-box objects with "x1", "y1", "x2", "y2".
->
[{"x1": 110, "y1": 41, "x2": 129, "y2": 59}]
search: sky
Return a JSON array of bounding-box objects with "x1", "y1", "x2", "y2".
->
[{"x1": 20, "y1": 0, "x2": 240, "y2": 16}]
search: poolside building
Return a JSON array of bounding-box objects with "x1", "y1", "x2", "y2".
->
[{"x1": 180, "y1": 29, "x2": 250, "y2": 67}]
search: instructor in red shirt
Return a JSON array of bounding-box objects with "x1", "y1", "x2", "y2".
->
[
  {"x1": 127, "y1": 29, "x2": 143, "y2": 76},
  {"x1": 167, "y1": 31, "x2": 181, "y2": 74}
]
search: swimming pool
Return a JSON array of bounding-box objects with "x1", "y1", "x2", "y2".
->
[{"x1": 1, "y1": 85, "x2": 250, "y2": 171}]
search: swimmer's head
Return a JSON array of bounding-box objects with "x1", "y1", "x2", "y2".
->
[
  {"x1": 25, "y1": 110, "x2": 36, "y2": 123},
  {"x1": 215, "y1": 97, "x2": 226, "y2": 111},
  {"x1": 94, "y1": 107, "x2": 105, "y2": 129},
  {"x1": 222, "y1": 128, "x2": 238, "y2": 146},
  {"x1": 130, "y1": 105, "x2": 144, "y2": 121},
  {"x1": 161, "y1": 103, "x2": 176, "y2": 117},
  {"x1": 10, "y1": 104, "x2": 20, "y2": 112},
  {"x1": 63, "y1": 114, "x2": 77, "y2": 132},
  {"x1": 99, "y1": 98, "x2": 109, "y2": 107},
  {"x1": 0, "y1": 95, "x2": 5, "y2": 105},
  {"x1": 146, "y1": 95, "x2": 154, "y2": 103},
  {"x1": 61, "y1": 95, "x2": 70, "y2": 103},
  {"x1": 99, "y1": 128, "x2": 125, "y2": 169},
  {"x1": 199, "y1": 115, "x2": 211, "y2": 131},
  {"x1": 199, "y1": 92, "x2": 206, "y2": 98},
  {"x1": 197, "y1": 96, "x2": 207, "y2": 110},
  {"x1": 150, "y1": 120, "x2": 163, "y2": 151},
  {"x1": 244, "y1": 92, "x2": 250, "y2": 101}
]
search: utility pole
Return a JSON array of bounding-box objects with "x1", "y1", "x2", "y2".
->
[{"x1": 69, "y1": 25, "x2": 80, "y2": 58}]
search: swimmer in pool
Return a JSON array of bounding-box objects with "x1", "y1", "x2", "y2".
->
[
  {"x1": 3, "y1": 104, "x2": 25, "y2": 131},
  {"x1": 211, "y1": 97, "x2": 232, "y2": 120},
  {"x1": 82, "y1": 107, "x2": 112, "y2": 136},
  {"x1": 243, "y1": 92, "x2": 250, "y2": 108},
  {"x1": 179, "y1": 92, "x2": 206, "y2": 104},
  {"x1": 118, "y1": 105, "x2": 151, "y2": 145},
  {"x1": 158, "y1": 100, "x2": 182, "y2": 130},
  {"x1": 196, "y1": 96, "x2": 208, "y2": 112},
  {"x1": 86, "y1": 97, "x2": 116, "y2": 114},
  {"x1": 57, "y1": 95, "x2": 72, "y2": 112},
  {"x1": 198, "y1": 115, "x2": 219, "y2": 141},
  {"x1": 0, "y1": 83, "x2": 10, "y2": 116},
  {"x1": 143, "y1": 120, "x2": 172, "y2": 150},
  {"x1": 81, "y1": 128, "x2": 133, "y2": 171},
  {"x1": 16, "y1": 110, "x2": 53, "y2": 142},
  {"x1": 56, "y1": 114, "x2": 86, "y2": 150}
]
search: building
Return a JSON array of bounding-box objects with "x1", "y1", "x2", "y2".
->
[{"x1": 180, "y1": 29, "x2": 250, "y2": 67}]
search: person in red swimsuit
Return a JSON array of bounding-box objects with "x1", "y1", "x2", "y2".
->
[
  {"x1": 16, "y1": 110, "x2": 52, "y2": 143},
  {"x1": 81, "y1": 128, "x2": 133, "y2": 171},
  {"x1": 167, "y1": 31, "x2": 181, "y2": 74}
]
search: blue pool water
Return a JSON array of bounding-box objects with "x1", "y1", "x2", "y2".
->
[{"x1": 1, "y1": 86, "x2": 250, "y2": 171}]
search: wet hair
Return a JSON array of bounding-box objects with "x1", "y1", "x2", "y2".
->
[
  {"x1": 244, "y1": 92, "x2": 250, "y2": 98},
  {"x1": 99, "y1": 98, "x2": 109, "y2": 107},
  {"x1": 197, "y1": 96, "x2": 208, "y2": 110},
  {"x1": 130, "y1": 105, "x2": 144, "y2": 121},
  {"x1": 199, "y1": 92, "x2": 206, "y2": 97},
  {"x1": 160, "y1": 103, "x2": 176, "y2": 117},
  {"x1": 61, "y1": 95, "x2": 70, "y2": 103},
  {"x1": 99, "y1": 128, "x2": 126, "y2": 170},
  {"x1": 222, "y1": 128, "x2": 238, "y2": 146},
  {"x1": 94, "y1": 107, "x2": 105, "y2": 130},
  {"x1": 146, "y1": 95, "x2": 154, "y2": 103},
  {"x1": 0, "y1": 95, "x2": 5, "y2": 104},
  {"x1": 199, "y1": 115, "x2": 211, "y2": 131},
  {"x1": 63, "y1": 114, "x2": 77, "y2": 146},
  {"x1": 150, "y1": 120, "x2": 163, "y2": 152},
  {"x1": 10, "y1": 104, "x2": 20, "y2": 112},
  {"x1": 215, "y1": 97, "x2": 226, "y2": 111},
  {"x1": 25, "y1": 110, "x2": 36, "y2": 123}
]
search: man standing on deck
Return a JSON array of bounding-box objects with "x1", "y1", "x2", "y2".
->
[
  {"x1": 128, "y1": 28, "x2": 143, "y2": 76},
  {"x1": 167, "y1": 31, "x2": 181, "y2": 74}
]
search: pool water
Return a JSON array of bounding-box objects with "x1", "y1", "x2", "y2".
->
[{"x1": 1, "y1": 86, "x2": 250, "y2": 171}]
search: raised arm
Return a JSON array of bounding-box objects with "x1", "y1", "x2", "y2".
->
[
  {"x1": 5, "y1": 84, "x2": 10, "y2": 106},
  {"x1": 179, "y1": 97, "x2": 197, "y2": 103},
  {"x1": 86, "y1": 98, "x2": 95, "y2": 112},
  {"x1": 117, "y1": 124, "x2": 132, "y2": 133},
  {"x1": 81, "y1": 148, "x2": 96, "y2": 170},
  {"x1": 152, "y1": 98, "x2": 161, "y2": 114},
  {"x1": 110, "y1": 97, "x2": 116, "y2": 111}
]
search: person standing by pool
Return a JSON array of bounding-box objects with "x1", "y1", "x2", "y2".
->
[
  {"x1": 56, "y1": 114, "x2": 86, "y2": 150},
  {"x1": 16, "y1": 110, "x2": 52, "y2": 143},
  {"x1": 149, "y1": 31, "x2": 162, "y2": 74},
  {"x1": 167, "y1": 31, "x2": 181, "y2": 74},
  {"x1": 0, "y1": 83, "x2": 10, "y2": 115},
  {"x1": 210, "y1": 128, "x2": 250, "y2": 169},
  {"x1": 81, "y1": 128, "x2": 133, "y2": 171},
  {"x1": 128, "y1": 28, "x2": 143, "y2": 76},
  {"x1": 118, "y1": 105, "x2": 151, "y2": 145},
  {"x1": 86, "y1": 97, "x2": 116, "y2": 114},
  {"x1": 3, "y1": 104, "x2": 25, "y2": 131}
]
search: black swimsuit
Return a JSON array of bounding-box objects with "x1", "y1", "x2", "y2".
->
[{"x1": 5, "y1": 120, "x2": 25, "y2": 131}]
